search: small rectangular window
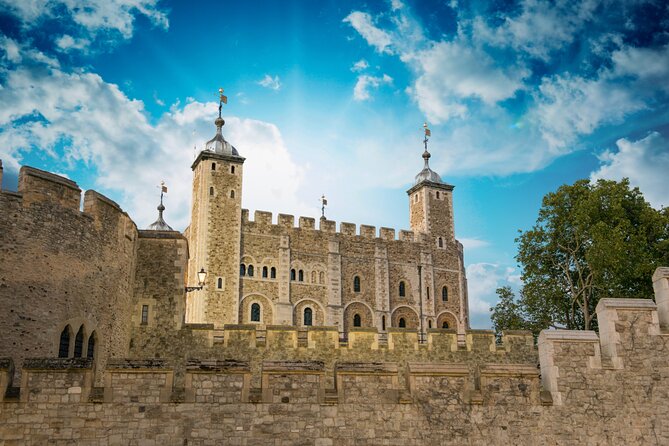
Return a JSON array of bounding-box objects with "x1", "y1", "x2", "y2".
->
[{"x1": 141, "y1": 305, "x2": 149, "y2": 325}]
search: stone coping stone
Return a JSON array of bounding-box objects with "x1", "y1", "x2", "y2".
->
[
  {"x1": 183, "y1": 323, "x2": 215, "y2": 330},
  {"x1": 137, "y1": 230, "x2": 185, "y2": 239},
  {"x1": 653, "y1": 267, "x2": 669, "y2": 281},
  {"x1": 85, "y1": 189, "x2": 122, "y2": 212},
  {"x1": 224, "y1": 324, "x2": 258, "y2": 330},
  {"x1": 538, "y1": 330, "x2": 599, "y2": 343},
  {"x1": 408, "y1": 363, "x2": 469, "y2": 376},
  {"x1": 480, "y1": 364, "x2": 538, "y2": 377},
  {"x1": 348, "y1": 328, "x2": 379, "y2": 334},
  {"x1": 262, "y1": 360, "x2": 325, "y2": 373},
  {"x1": 23, "y1": 358, "x2": 93, "y2": 370},
  {"x1": 107, "y1": 359, "x2": 167, "y2": 370},
  {"x1": 595, "y1": 298, "x2": 657, "y2": 312},
  {"x1": 335, "y1": 362, "x2": 398, "y2": 374},
  {"x1": 0, "y1": 358, "x2": 13, "y2": 370},
  {"x1": 186, "y1": 359, "x2": 250, "y2": 373}
]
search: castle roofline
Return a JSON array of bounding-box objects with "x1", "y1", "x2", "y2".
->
[
  {"x1": 406, "y1": 180, "x2": 454, "y2": 195},
  {"x1": 191, "y1": 150, "x2": 246, "y2": 170}
]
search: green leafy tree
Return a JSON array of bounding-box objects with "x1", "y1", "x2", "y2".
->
[
  {"x1": 513, "y1": 178, "x2": 669, "y2": 332},
  {"x1": 490, "y1": 286, "x2": 527, "y2": 335},
  {"x1": 489, "y1": 179, "x2": 669, "y2": 334}
]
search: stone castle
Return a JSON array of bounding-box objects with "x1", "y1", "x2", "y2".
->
[{"x1": 1, "y1": 110, "x2": 669, "y2": 444}]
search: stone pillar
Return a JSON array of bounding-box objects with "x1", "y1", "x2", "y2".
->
[
  {"x1": 275, "y1": 235, "x2": 293, "y2": 324},
  {"x1": 374, "y1": 245, "x2": 390, "y2": 331},
  {"x1": 327, "y1": 241, "x2": 342, "y2": 330},
  {"x1": 653, "y1": 267, "x2": 669, "y2": 329}
]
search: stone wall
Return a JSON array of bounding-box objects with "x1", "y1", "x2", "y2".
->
[
  {"x1": 1, "y1": 296, "x2": 668, "y2": 445},
  {"x1": 0, "y1": 166, "x2": 138, "y2": 383}
]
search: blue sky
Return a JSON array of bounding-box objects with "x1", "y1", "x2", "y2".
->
[{"x1": 1, "y1": 0, "x2": 668, "y2": 328}]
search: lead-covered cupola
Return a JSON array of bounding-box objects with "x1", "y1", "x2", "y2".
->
[{"x1": 204, "y1": 116, "x2": 240, "y2": 157}]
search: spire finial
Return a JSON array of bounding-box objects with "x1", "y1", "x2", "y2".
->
[
  {"x1": 320, "y1": 194, "x2": 328, "y2": 220},
  {"x1": 147, "y1": 181, "x2": 173, "y2": 231},
  {"x1": 422, "y1": 122, "x2": 432, "y2": 168},
  {"x1": 215, "y1": 87, "x2": 227, "y2": 131}
]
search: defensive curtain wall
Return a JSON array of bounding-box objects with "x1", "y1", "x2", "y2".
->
[{"x1": 1, "y1": 284, "x2": 669, "y2": 444}]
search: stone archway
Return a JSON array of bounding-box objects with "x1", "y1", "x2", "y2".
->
[
  {"x1": 436, "y1": 311, "x2": 459, "y2": 330},
  {"x1": 343, "y1": 301, "x2": 374, "y2": 333},
  {"x1": 391, "y1": 306, "x2": 420, "y2": 329}
]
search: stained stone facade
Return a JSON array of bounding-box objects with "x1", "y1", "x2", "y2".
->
[{"x1": 183, "y1": 118, "x2": 469, "y2": 338}]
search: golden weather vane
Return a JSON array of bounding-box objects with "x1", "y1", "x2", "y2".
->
[
  {"x1": 423, "y1": 122, "x2": 431, "y2": 151},
  {"x1": 320, "y1": 194, "x2": 328, "y2": 219},
  {"x1": 218, "y1": 87, "x2": 228, "y2": 118}
]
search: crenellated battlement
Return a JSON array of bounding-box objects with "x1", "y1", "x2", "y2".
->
[
  {"x1": 2, "y1": 164, "x2": 138, "y2": 237},
  {"x1": 240, "y1": 208, "x2": 431, "y2": 244}
]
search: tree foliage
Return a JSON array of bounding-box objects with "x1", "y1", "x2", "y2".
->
[{"x1": 491, "y1": 178, "x2": 669, "y2": 334}]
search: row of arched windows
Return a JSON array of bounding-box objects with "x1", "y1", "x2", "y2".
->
[
  {"x1": 397, "y1": 281, "x2": 448, "y2": 301},
  {"x1": 290, "y1": 269, "x2": 326, "y2": 284},
  {"x1": 211, "y1": 162, "x2": 235, "y2": 174},
  {"x1": 209, "y1": 187, "x2": 236, "y2": 198},
  {"x1": 59, "y1": 325, "x2": 96, "y2": 359},
  {"x1": 241, "y1": 264, "x2": 277, "y2": 279}
]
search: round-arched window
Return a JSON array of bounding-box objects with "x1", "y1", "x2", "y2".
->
[
  {"x1": 304, "y1": 307, "x2": 313, "y2": 326},
  {"x1": 399, "y1": 318, "x2": 406, "y2": 328},
  {"x1": 251, "y1": 303, "x2": 261, "y2": 322},
  {"x1": 353, "y1": 314, "x2": 361, "y2": 327}
]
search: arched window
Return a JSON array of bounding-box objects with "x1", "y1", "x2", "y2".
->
[
  {"x1": 230, "y1": 190, "x2": 235, "y2": 198},
  {"x1": 231, "y1": 165, "x2": 235, "y2": 174},
  {"x1": 262, "y1": 266, "x2": 268, "y2": 278},
  {"x1": 438, "y1": 237, "x2": 443, "y2": 248},
  {"x1": 248, "y1": 265, "x2": 254, "y2": 277},
  {"x1": 399, "y1": 281, "x2": 406, "y2": 297},
  {"x1": 353, "y1": 314, "x2": 361, "y2": 327},
  {"x1": 399, "y1": 318, "x2": 406, "y2": 328},
  {"x1": 209, "y1": 187, "x2": 214, "y2": 196},
  {"x1": 436, "y1": 191, "x2": 440, "y2": 199},
  {"x1": 211, "y1": 162, "x2": 216, "y2": 171},
  {"x1": 298, "y1": 270, "x2": 304, "y2": 282},
  {"x1": 251, "y1": 303, "x2": 261, "y2": 322},
  {"x1": 86, "y1": 332, "x2": 96, "y2": 359},
  {"x1": 217, "y1": 277, "x2": 223, "y2": 289},
  {"x1": 353, "y1": 276, "x2": 361, "y2": 293},
  {"x1": 428, "y1": 320, "x2": 432, "y2": 329},
  {"x1": 58, "y1": 325, "x2": 71, "y2": 358},
  {"x1": 304, "y1": 308, "x2": 313, "y2": 326},
  {"x1": 311, "y1": 271, "x2": 316, "y2": 283},
  {"x1": 291, "y1": 269, "x2": 296, "y2": 281},
  {"x1": 74, "y1": 326, "x2": 84, "y2": 357},
  {"x1": 382, "y1": 315, "x2": 386, "y2": 331},
  {"x1": 319, "y1": 271, "x2": 325, "y2": 284},
  {"x1": 427, "y1": 287, "x2": 430, "y2": 300},
  {"x1": 442, "y1": 286, "x2": 448, "y2": 302},
  {"x1": 240, "y1": 264, "x2": 246, "y2": 276},
  {"x1": 442, "y1": 321, "x2": 449, "y2": 329},
  {"x1": 271, "y1": 267, "x2": 277, "y2": 279}
]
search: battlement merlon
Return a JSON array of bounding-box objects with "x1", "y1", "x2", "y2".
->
[
  {"x1": 191, "y1": 150, "x2": 245, "y2": 170},
  {"x1": 18, "y1": 165, "x2": 81, "y2": 210},
  {"x1": 653, "y1": 267, "x2": 669, "y2": 329}
]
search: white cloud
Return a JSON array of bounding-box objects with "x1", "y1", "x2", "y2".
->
[
  {"x1": 0, "y1": 60, "x2": 309, "y2": 230},
  {"x1": 0, "y1": 35, "x2": 20, "y2": 63},
  {"x1": 55, "y1": 35, "x2": 92, "y2": 52},
  {"x1": 343, "y1": 11, "x2": 393, "y2": 54},
  {"x1": 409, "y1": 41, "x2": 529, "y2": 123},
  {"x1": 0, "y1": 0, "x2": 168, "y2": 44},
  {"x1": 353, "y1": 74, "x2": 393, "y2": 101},
  {"x1": 257, "y1": 74, "x2": 281, "y2": 91},
  {"x1": 472, "y1": 0, "x2": 599, "y2": 60},
  {"x1": 590, "y1": 132, "x2": 669, "y2": 209},
  {"x1": 611, "y1": 44, "x2": 669, "y2": 90},
  {"x1": 351, "y1": 59, "x2": 369, "y2": 72}
]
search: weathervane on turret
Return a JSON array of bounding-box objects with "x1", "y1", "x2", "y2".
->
[
  {"x1": 320, "y1": 194, "x2": 328, "y2": 220},
  {"x1": 146, "y1": 180, "x2": 173, "y2": 231},
  {"x1": 218, "y1": 87, "x2": 227, "y2": 118},
  {"x1": 423, "y1": 122, "x2": 431, "y2": 151}
]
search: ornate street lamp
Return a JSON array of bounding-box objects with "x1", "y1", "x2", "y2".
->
[{"x1": 185, "y1": 268, "x2": 207, "y2": 292}]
